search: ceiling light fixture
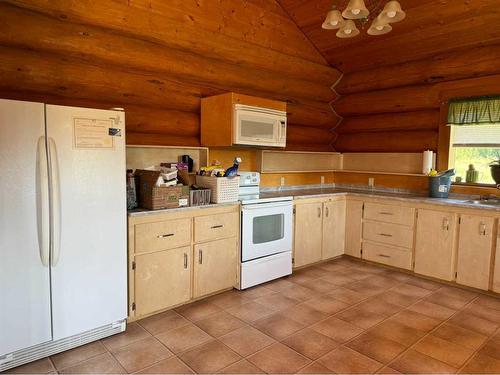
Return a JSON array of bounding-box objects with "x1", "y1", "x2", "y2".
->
[{"x1": 322, "y1": 0, "x2": 405, "y2": 38}]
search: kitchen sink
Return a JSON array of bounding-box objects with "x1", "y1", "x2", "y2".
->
[{"x1": 465, "y1": 198, "x2": 500, "y2": 206}]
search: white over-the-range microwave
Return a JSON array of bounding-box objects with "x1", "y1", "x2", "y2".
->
[{"x1": 233, "y1": 104, "x2": 287, "y2": 148}]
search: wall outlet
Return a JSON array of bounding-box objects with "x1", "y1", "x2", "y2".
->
[
  {"x1": 320, "y1": 175, "x2": 325, "y2": 185},
  {"x1": 368, "y1": 177, "x2": 375, "y2": 187},
  {"x1": 280, "y1": 176, "x2": 285, "y2": 186}
]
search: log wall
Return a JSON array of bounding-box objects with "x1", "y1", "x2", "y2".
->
[
  {"x1": 0, "y1": 0, "x2": 341, "y2": 151},
  {"x1": 333, "y1": 45, "x2": 500, "y2": 154}
]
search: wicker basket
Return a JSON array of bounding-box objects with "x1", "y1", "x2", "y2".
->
[{"x1": 195, "y1": 175, "x2": 240, "y2": 203}]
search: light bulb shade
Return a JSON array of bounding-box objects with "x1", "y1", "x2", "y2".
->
[
  {"x1": 342, "y1": 0, "x2": 369, "y2": 19},
  {"x1": 367, "y1": 16, "x2": 392, "y2": 35},
  {"x1": 336, "y1": 19, "x2": 360, "y2": 38},
  {"x1": 379, "y1": 1, "x2": 406, "y2": 23},
  {"x1": 322, "y1": 9, "x2": 344, "y2": 29}
]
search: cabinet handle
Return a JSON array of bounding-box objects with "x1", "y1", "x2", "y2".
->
[
  {"x1": 442, "y1": 218, "x2": 449, "y2": 231},
  {"x1": 325, "y1": 207, "x2": 329, "y2": 217},
  {"x1": 198, "y1": 249, "x2": 203, "y2": 264},
  {"x1": 317, "y1": 207, "x2": 321, "y2": 218},
  {"x1": 378, "y1": 233, "x2": 393, "y2": 237},
  {"x1": 479, "y1": 223, "x2": 487, "y2": 236},
  {"x1": 157, "y1": 233, "x2": 174, "y2": 238},
  {"x1": 379, "y1": 211, "x2": 394, "y2": 215},
  {"x1": 211, "y1": 224, "x2": 223, "y2": 229},
  {"x1": 183, "y1": 253, "x2": 188, "y2": 269},
  {"x1": 378, "y1": 254, "x2": 391, "y2": 258}
]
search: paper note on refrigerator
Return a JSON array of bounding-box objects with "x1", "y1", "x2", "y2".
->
[{"x1": 73, "y1": 118, "x2": 114, "y2": 149}]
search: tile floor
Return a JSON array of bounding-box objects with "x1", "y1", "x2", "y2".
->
[{"x1": 5, "y1": 257, "x2": 500, "y2": 374}]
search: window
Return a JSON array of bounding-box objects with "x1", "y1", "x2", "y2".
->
[
  {"x1": 449, "y1": 125, "x2": 500, "y2": 184},
  {"x1": 447, "y1": 97, "x2": 500, "y2": 185}
]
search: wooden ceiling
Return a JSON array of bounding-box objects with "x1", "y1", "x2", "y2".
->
[{"x1": 278, "y1": 0, "x2": 500, "y2": 73}]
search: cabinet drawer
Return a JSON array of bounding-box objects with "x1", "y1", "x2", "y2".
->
[
  {"x1": 363, "y1": 221, "x2": 414, "y2": 249},
  {"x1": 363, "y1": 241, "x2": 413, "y2": 270},
  {"x1": 135, "y1": 218, "x2": 191, "y2": 253},
  {"x1": 194, "y1": 212, "x2": 239, "y2": 243},
  {"x1": 364, "y1": 202, "x2": 415, "y2": 227}
]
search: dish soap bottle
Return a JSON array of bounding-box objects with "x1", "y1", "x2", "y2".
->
[
  {"x1": 224, "y1": 157, "x2": 242, "y2": 177},
  {"x1": 466, "y1": 164, "x2": 479, "y2": 183}
]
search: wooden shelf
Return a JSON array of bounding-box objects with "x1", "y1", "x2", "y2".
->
[
  {"x1": 126, "y1": 145, "x2": 208, "y2": 171},
  {"x1": 335, "y1": 170, "x2": 427, "y2": 177},
  {"x1": 258, "y1": 150, "x2": 342, "y2": 173}
]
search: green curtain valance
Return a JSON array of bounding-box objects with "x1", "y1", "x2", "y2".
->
[{"x1": 448, "y1": 96, "x2": 500, "y2": 125}]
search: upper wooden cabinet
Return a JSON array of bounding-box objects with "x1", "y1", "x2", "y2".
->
[
  {"x1": 345, "y1": 199, "x2": 363, "y2": 258},
  {"x1": 201, "y1": 92, "x2": 286, "y2": 147},
  {"x1": 414, "y1": 209, "x2": 457, "y2": 281},
  {"x1": 456, "y1": 214, "x2": 495, "y2": 290}
]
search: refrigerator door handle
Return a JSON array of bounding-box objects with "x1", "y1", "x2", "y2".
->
[
  {"x1": 36, "y1": 136, "x2": 50, "y2": 267},
  {"x1": 49, "y1": 137, "x2": 62, "y2": 267}
]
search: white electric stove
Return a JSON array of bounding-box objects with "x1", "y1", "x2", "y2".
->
[{"x1": 238, "y1": 172, "x2": 293, "y2": 289}]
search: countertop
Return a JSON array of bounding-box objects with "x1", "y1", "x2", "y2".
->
[
  {"x1": 259, "y1": 187, "x2": 500, "y2": 212},
  {"x1": 128, "y1": 201, "x2": 240, "y2": 217},
  {"x1": 128, "y1": 187, "x2": 500, "y2": 216}
]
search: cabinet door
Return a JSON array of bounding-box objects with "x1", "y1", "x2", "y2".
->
[
  {"x1": 322, "y1": 200, "x2": 346, "y2": 259},
  {"x1": 345, "y1": 200, "x2": 363, "y2": 258},
  {"x1": 414, "y1": 209, "x2": 457, "y2": 281},
  {"x1": 193, "y1": 238, "x2": 238, "y2": 298},
  {"x1": 294, "y1": 202, "x2": 323, "y2": 267},
  {"x1": 456, "y1": 215, "x2": 494, "y2": 290},
  {"x1": 493, "y1": 222, "x2": 500, "y2": 293},
  {"x1": 135, "y1": 246, "x2": 191, "y2": 316}
]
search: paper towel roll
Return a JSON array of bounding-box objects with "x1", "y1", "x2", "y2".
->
[{"x1": 422, "y1": 150, "x2": 433, "y2": 175}]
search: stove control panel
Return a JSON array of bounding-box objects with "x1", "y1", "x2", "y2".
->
[{"x1": 239, "y1": 172, "x2": 260, "y2": 187}]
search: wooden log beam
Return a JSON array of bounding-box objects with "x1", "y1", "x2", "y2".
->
[
  {"x1": 336, "y1": 110, "x2": 440, "y2": 134},
  {"x1": 0, "y1": 4, "x2": 335, "y2": 103},
  {"x1": 337, "y1": 44, "x2": 500, "y2": 94},
  {"x1": 287, "y1": 101, "x2": 339, "y2": 129},
  {"x1": 285, "y1": 143, "x2": 334, "y2": 152},
  {"x1": 0, "y1": 46, "x2": 206, "y2": 112},
  {"x1": 125, "y1": 106, "x2": 199, "y2": 138},
  {"x1": 126, "y1": 132, "x2": 200, "y2": 147},
  {"x1": 6, "y1": 0, "x2": 341, "y2": 84},
  {"x1": 124, "y1": 0, "x2": 326, "y2": 64},
  {"x1": 333, "y1": 86, "x2": 439, "y2": 117},
  {"x1": 323, "y1": 4, "x2": 500, "y2": 72},
  {"x1": 286, "y1": 124, "x2": 334, "y2": 145},
  {"x1": 334, "y1": 130, "x2": 438, "y2": 153},
  {"x1": 333, "y1": 74, "x2": 500, "y2": 117}
]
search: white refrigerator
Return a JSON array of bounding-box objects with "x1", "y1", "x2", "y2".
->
[{"x1": 0, "y1": 99, "x2": 127, "y2": 371}]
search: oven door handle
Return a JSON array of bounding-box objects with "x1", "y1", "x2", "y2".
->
[{"x1": 242, "y1": 201, "x2": 292, "y2": 210}]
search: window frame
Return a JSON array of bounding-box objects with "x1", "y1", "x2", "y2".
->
[{"x1": 438, "y1": 101, "x2": 499, "y2": 190}]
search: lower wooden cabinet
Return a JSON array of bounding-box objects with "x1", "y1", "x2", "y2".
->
[
  {"x1": 294, "y1": 198, "x2": 347, "y2": 268},
  {"x1": 493, "y1": 222, "x2": 500, "y2": 293},
  {"x1": 193, "y1": 238, "x2": 238, "y2": 298},
  {"x1": 135, "y1": 247, "x2": 191, "y2": 316},
  {"x1": 322, "y1": 200, "x2": 346, "y2": 259},
  {"x1": 128, "y1": 204, "x2": 239, "y2": 320},
  {"x1": 456, "y1": 214, "x2": 495, "y2": 290},
  {"x1": 345, "y1": 199, "x2": 363, "y2": 258},
  {"x1": 294, "y1": 202, "x2": 323, "y2": 267},
  {"x1": 414, "y1": 209, "x2": 457, "y2": 281}
]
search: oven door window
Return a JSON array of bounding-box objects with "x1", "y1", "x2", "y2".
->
[{"x1": 253, "y1": 214, "x2": 284, "y2": 244}]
